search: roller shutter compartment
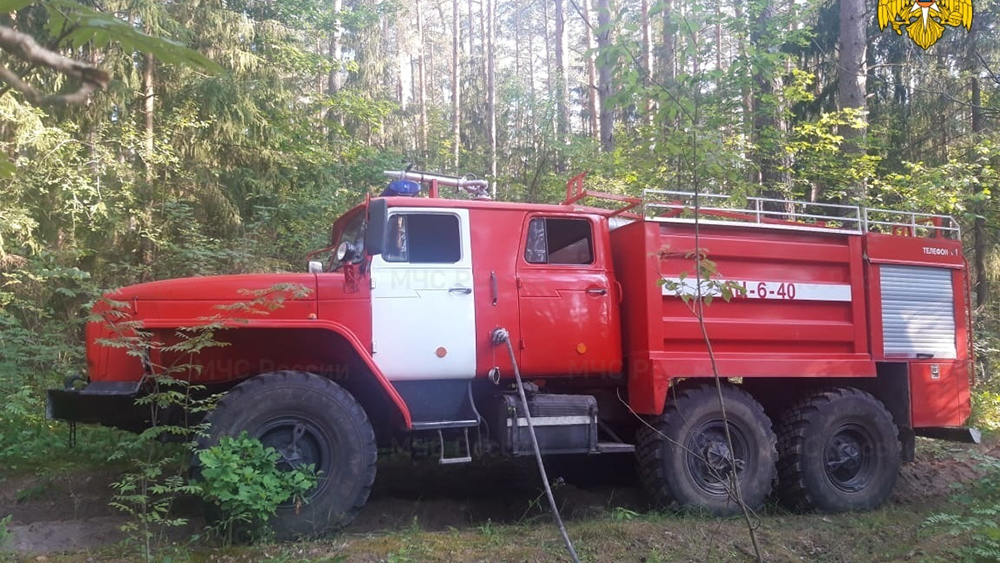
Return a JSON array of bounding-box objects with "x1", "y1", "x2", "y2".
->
[{"x1": 880, "y1": 265, "x2": 956, "y2": 359}]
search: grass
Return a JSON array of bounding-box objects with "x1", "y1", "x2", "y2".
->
[
  {"x1": 1, "y1": 433, "x2": 997, "y2": 563},
  {"x1": 0, "y1": 500, "x2": 969, "y2": 563}
]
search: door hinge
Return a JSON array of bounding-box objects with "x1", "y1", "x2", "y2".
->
[
  {"x1": 516, "y1": 277, "x2": 522, "y2": 289},
  {"x1": 371, "y1": 340, "x2": 377, "y2": 354},
  {"x1": 370, "y1": 277, "x2": 376, "y2": 289},
  {"x1": 519, "y1": 337, "x2": 525, "y2": 350}
]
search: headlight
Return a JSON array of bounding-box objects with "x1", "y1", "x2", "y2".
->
[{"x1": 336, "y1": 241, "x2": 350, "y2": 262}]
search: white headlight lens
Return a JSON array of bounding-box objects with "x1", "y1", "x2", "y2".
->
[{"x1": 336, "y1": 241, "x2": 349, "y2": 261}]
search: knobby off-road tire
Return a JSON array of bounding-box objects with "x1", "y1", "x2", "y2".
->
[
  {"x1": 637, "y1": 384, "x2": 778, "y2": 515},
  {"x1": 776, "y1": 387, "x2": 900, "y2": 512},
  {"x1": 197, "y1": 371, "x2": 377, "y2": 539}
]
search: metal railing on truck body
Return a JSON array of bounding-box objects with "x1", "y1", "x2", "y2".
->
[
  {"x1": 640, "y1": 189, "x2": 960, "y2": 239},
  {"x1": 567, "y1": 181, "x2": 960, "y2": 240},
  {"x1": 560, "y1": 172, "x2": 960, "y2": 239}
]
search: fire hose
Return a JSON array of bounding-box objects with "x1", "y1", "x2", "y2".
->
[{"x1": 491, "y1": 327, "x2": 581, "y2": 563}]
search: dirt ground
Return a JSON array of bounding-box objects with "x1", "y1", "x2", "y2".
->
[{"x1": 0, "y1": 438, "x2": 995, "y2": 557}]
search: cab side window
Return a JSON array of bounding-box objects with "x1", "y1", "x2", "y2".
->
[
  {"x1": 384, "y1": 213, "x2": 462, "y2": 263},
  {"x1": 524, "y1": 217, "x2": 594, "y2": 265}
]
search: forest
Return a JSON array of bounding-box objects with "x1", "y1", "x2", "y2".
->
[
  {"x1": 2, "y1": 0, "x2": 1000, "y2": 559},
  {"x1": 1, "y1": 0, "x2": 999, "y2": 363}
]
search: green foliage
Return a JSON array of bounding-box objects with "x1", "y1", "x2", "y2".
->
[
  {"x1": 194, "y1": 432, "x2": 317, "y2": 543},
  {"x1": 0, "y1": 251, "x2": 125, "y2": 470},
  {"x1": 93, "y1": 299, "x2": 223, "y2": 560},
  {"x1": 3, "y1": 0, "x2": 221, "y2": 72},
  {"x1": 107, "y1": 376, "x2": 206, "y2": 562},
  {"x1": 971, "y1": 390, "x2": 1000, "y2": 431},
  {"x1": 109, "y1": 456, "x2": 200, "y2": 534},
  {"x1": 785, "y1": 108, "x2": 877, "y2": 202},
  {"x1": 657, "y1": 248, "x2": 746, "y2": 306},
  {"x1": 925, "y1": 456, "x2": 1000, "y2": 562},
  {"x1": 610, "y1": 507, "x2": 640, "y2": 522},
  {"x1": 0, "y1": 514, "x2": 10, "y2": 549}
]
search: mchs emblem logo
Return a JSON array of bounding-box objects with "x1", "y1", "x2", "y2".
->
[{"x1": 878, "y1": 0, "x2": 973, "y2": 49}]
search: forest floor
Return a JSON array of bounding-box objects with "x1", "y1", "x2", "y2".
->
[{"x1": 0, "y1": 437, "x2": 995, "y2": 563}]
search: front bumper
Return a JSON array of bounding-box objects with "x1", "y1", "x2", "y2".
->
[{"x1": 46, "y1": 380, "x2": 148, "y2": 431}]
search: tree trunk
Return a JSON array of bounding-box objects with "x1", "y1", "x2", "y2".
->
[
  {"x1": 582, "y1": 0, "x2": 599, "y2": 139},
  {"x1": 543, "y1": 0, "x2": 554, "y2": 136},
  {"x1": 596, "y1": 0, "x2": 614, "y2": 153},
  {"x1": 480, "y1": 0, "x2": 487, "y2": 91},
  {"x1": 749, "y1": 0, "x2": 790, "y2": 200},
  {"x1": 486, "y1": 0, "x2": 497, "y2": 182},
  {"x1": 734, "y1": 0, "x2": 752, "y2": 175},
  {"x1": 658, "y1": 0, "x2": 675, "y2": 84},
  {"x1": 837, "y1": 0, "x2": 867, "y2": 201},
  {"x1": 966, "y1": 24, "x2": 987, "y2": 308},
  {"x1": 328, "y1": 0, "x2": 343, "y2": 94},
  {"x1": 142, "y1": 52, "x2": 154, "y2": 182},
  {"x1": 467, "y1": 0, "x2": 475, "y2": 56},
  {"x1": 452, "y1": 0, "x2": 461, "y2": 169},
  {"x1": 416, "y1": 0, "x2": 428, "y2": 161},
  {"x1": 715, "y1": 0, "x2": 722, "y2": 71},
  {"x1": 527, "y1": 1, "x2": 539, "y2": 152},
  {"x1": 641, "y1": 0, "x2": 653, "y2": 124},
  {"x1": 554, "y1": 0, "x2": 570, "y2": 154},
  {"x1": 972, "y1": 75, "x2": 987, "y2": 307}
]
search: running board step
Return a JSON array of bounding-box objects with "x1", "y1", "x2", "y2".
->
[
  {"x1": 438, "y1": 428, "x2": 473, "y2": 464},
  {"x1": 411, "y1": 419, "x2": 479, "y2": 430},
  {"x1": 596, "y1": 442, "x2": 635, "y2": 454}
]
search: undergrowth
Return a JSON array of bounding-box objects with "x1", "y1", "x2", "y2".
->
[
  {"x1": 195, "y1": 432, "x2": 317, "y2": 544},
  {"x1": 925, "y1": 455, "x2": 1000, "y2": 562}
]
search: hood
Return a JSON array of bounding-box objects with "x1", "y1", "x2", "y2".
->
[{"x1": 109, "y1": 273, "x2": 320, "y2": 302}]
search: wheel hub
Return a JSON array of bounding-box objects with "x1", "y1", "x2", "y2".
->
[
  {"x1": 687, "y1": 422, "x2": 748, "y2": 496},
  {"x1": 824, "y1": 425, "x2": 874, "y2": 493},
  {"x1": 274, "y1": 423, "x2": 308, "y2": 469},
  {"x1": 705, "y1": 440, "x2": 733, "y2": 473},
  {"x1": 257, "y1": 418, "x2": 328, "y2": 503}
]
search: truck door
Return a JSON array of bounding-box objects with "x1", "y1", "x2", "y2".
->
[
  {"x1": 369, "y1": 208, "x2": 477, "y2": 380},
  {"x1": 516, "y1": 215, "x2": 622, "y2": 376}
]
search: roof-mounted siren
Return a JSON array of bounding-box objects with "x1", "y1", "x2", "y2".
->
[
  {"x1": 381, "y1": 179, "x2": 421, "y2": 197},
  {"x1": 383, "y1": 169, "x2": 492, "y2": 200}
]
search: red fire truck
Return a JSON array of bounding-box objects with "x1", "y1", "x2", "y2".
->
[{"x1": 49, "y1": 170, "x2": 975, "y2": 537}]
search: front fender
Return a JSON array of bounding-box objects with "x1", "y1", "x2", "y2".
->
[{"x1": 138, "y1": 318, "x2": 412, "y2": 429}]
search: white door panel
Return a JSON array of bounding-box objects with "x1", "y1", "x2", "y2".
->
[{"x1": 370, "y1": 208, "x2": 477, "y2": 380}]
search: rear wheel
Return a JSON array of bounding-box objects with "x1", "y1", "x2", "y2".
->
[
  {"x1": 776, "y1": 387, "x2": 900, "y2": 512},
  {"x1": 197, "y1": 371, "x2": 377, "y2": 539},
  {"x1": 637, "y1": 384, "x2": 777, "y2": 515}
]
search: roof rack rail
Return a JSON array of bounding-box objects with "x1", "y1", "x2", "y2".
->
[
  {"x1": 561, "y1": 174, "x2": 960, "y2": 239},
  {"x1": 643, "y1": 189, "x2": 864, "y2": 235},
  {"x1": 862, "y1": 207, "x2": 961, "y2": 239}
]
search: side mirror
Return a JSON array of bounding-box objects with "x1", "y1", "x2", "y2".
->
[
  {"x1": 365, "y1": 198, "x2": 387, "y2": 256},
  {"x1": 307, "y1": 260, "x2": 324, "y2": 273}
]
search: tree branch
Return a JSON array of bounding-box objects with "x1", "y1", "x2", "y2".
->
[{"x1": 0, "y1": 24, "x2": 109, "y2": 105}]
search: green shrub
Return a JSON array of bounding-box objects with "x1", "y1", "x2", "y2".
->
[
  {"x1": 926, "y1": 456, "x2": 1000, "y2": 562},
  {"x1": 194, "y1": 432, "x2": 317, "y2": 543},
  {"x1": 0, "y1": 514, "x2": 11, "y2": 548}
]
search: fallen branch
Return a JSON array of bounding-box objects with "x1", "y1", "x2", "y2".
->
[{"x1": 0, "y1": 24, "x2": 108, "y2": 105}]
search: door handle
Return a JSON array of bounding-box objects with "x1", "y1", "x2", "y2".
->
[
  {"x1": 449, "y1": 287, "x2": 472, "y2": 294},
  {"x1": 490, "y1": 271, "x2": 498, "y2": 306},
  {"x1": 587, "y1": 288, "x2": 608, "y2": 296}
]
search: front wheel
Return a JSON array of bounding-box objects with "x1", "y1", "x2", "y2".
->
[
  {"x1": 637, "y1": 384, "x2": 777, "y2": 515},
  {"x1": 197, "y1": 371, "x2": 377, "y2": 539},
  {"x1": 776, "y1": 387, "x2": 900, "y2": 512}
]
